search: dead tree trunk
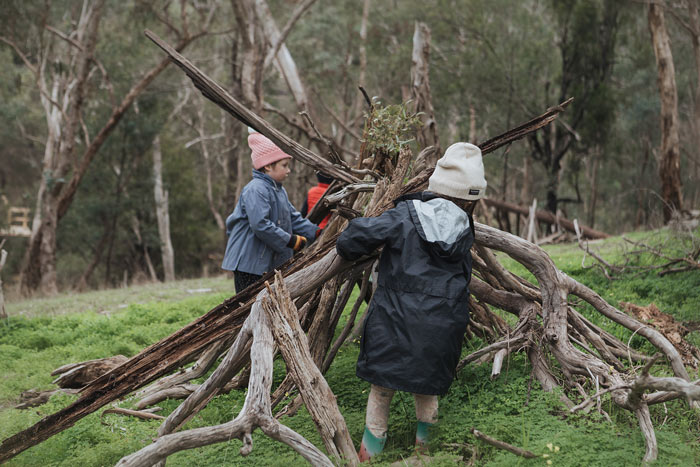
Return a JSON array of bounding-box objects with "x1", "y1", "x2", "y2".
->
[
  {"x1": 411, "y1": 21, "x2": 440, "y2": 162},
  {"x1": 152, "y1": 135, "x2": 175, "y2": 282},
  {"x1": 649, "y1": 2, "x2": 683, "y2": 222}
]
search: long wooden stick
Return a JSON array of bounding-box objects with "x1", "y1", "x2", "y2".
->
[
  {"x1": 471, "y1": 428, "x2": 538, "y2": 459},
  {"x1": 144, "y1": 29, "x2": 359, "y2": 185}
]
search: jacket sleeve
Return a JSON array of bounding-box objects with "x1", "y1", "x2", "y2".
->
[
  {"x1": 289, "y1": 197, "x2": 319, "y2": 240},
  {"x1": 335, "y1": 208, "x2": 402, "y2": 261},
  {"x1": 300, "y1": 195, "x2": 309, "y2": 217},
  {"x1": 244, "y1": 184, "x2": 292, "y2": 253},
  {"x1": 225, "y1": 211, "x2": 236, "y2": 237}
]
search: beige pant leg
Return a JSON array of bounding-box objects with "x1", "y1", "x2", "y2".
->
[
  {"x1": 366, "y1": 384, "x2": 395, "y2": 437},
  {"x1": 413, "y1": 393, "x2": 438, "y2": 424}
]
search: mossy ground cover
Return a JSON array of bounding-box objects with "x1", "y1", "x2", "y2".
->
[{"x1": 1, "y1": 229, "x2": 699, "y2": 465}]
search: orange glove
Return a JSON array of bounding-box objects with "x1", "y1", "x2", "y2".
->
[{"x1": 287, "y1": 234, "x2": 308, "y2": 252}]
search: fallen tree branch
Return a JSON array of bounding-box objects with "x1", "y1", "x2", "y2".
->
[
  {"x1": 116, "y1": 299, "x2": 333, "y2": 467},
  {"x1": 144, "y1": 29, "x2": 358, "y2": 184},
  {"x1": 262, "y1": 271, "x2": 359, "y2": 465},
  {"x1": 470, "y1": 427, "x2": 538, "y2": 459},
  {"x1": 101, "y1": 408, "x2": 165, "y2": 421},
  {"x1": 483, "y1": 198, "x2": 609, "y2": 239}
]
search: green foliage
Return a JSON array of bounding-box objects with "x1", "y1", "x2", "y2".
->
[{"x1": 362, "y1": 99, "x2": 422, "y2": 155}]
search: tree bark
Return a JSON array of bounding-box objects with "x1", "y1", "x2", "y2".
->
[
  {"x1": 586, "y1": 146, "x2": 600, "y2": 228},
  {"x1": 691, "y1": 0, "x2": 700, "y2": 206},
  {"x1": 649, "y1": 2, "x2": 683, "y2": 222},
  {"x1": 262, "y1": 272, "x2": 359, "y2": 465},
  {"x1": 152, "y1": 135, "x2": 175, "y2": 282},
  {"x1": 17, "y1": 3, "x2": 216, "y2": 294},
  {"x1": 411, "y1": 21, "x2": 440, "y2": 159},
  {"x1": 0, "y1": 246, "x2": 7, "y2": 320}
]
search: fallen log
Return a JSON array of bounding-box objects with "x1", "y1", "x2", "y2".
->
[
  {"x1": 51, "y1": 355, "x2": 128, "y2": 389},
  {"x1": 483, "y1": 197, "x2": 609, "y2": 239}
]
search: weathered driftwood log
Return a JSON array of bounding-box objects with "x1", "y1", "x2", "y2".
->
[
  {"x1": 116, "y1": 302, "x2": 333, "y2": 467},
  {"x1": 51, "y1": 355, "x2": 128, "y2": 389},
  {"x1": 13, "y1": 388, "x2": 81, "y2": 410},
  {"x1": 101, "y1": 407, "x2": 165, "y2": 421},
  {"x1": 262, "y1": 272, "x2": 359, "y2": 465}
]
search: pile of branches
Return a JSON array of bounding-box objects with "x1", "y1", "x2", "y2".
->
[{"x1": 2, "y1": 32, "x2": 699, "y2": 466}]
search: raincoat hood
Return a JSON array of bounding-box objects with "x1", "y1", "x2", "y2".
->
[{"x1": 400, "y1": 192, "x2": 473, "y2": 261}]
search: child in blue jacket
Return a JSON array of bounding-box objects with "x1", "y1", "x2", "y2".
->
[
  {"x1": 222, "y1": 129, "x2": 318, "y2": 292},
  {"x1": 336, "y1": 142, "x2": 487, "y2": 461}
]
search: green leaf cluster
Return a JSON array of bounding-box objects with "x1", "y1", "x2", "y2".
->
[{"x1": 362, "y1": 100, "x2": 422, "y2": 155}]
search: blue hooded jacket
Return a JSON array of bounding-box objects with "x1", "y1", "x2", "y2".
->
[{"x1": 222, "y1": 170, "x2": 318, "y2": 275}]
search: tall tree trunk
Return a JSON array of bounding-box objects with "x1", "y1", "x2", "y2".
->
[
  {"x1": 130, "y1": 216, "x2": 158, "y2": 282},
  {"x1": 0, "y1": 245, "x2": 7, "y2": 320},
  {"x1": 411, "y1": 21, "x2": 440, "y2": 160},
  {"x1": 649, "y1": 2, "x2": 683, "y2": 222},
  {"x1": 152, "y1": 136, "x2": 175, "y2": 282},
  {"x1": 677, "y1": 0, "x2": 700, "y2": 206},
  {"x1": 17, "y1": 2, "x2": 215, "y2": 294},
  {"x1": 195, "y1": 97, "x2": 226, "y2": 231},
  {"x1": 17, "y1": 3, "x2": 104, "y2": 295},
  {"x1": 586, "y1": 147, "x2": 600, "y2": 228},
  {"x1": 635, "y1": 140, "x2": 652, "y2": 229}
]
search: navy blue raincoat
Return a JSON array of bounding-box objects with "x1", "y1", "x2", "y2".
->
[{"x1": 336, "y1": 192, "x2": 474, "y2": 395}]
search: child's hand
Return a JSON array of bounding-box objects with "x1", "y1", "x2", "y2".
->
[{"x1": 287, "y1": 234, "x2": 308, "y2": 252}]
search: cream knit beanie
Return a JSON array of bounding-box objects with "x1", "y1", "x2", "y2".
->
[{"x1": 428, "y1": 142, "x2": 486, "y2": 200}]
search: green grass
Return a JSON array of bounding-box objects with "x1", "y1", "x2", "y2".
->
[
  {"x1": 4, "y1": 275, "x2": 233, "y2": 318},
  {"x1": 1, "y1": 229, "x2": 699, "y2": 466}
]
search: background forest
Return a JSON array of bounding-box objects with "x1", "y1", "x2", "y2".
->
[{"x1": 0, "y1": 0, "x2": 698, "y2": 294}]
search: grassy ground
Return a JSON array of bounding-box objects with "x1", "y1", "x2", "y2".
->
[{"x1": 0, "y1": 228, "x2": 699, "y2": 466}]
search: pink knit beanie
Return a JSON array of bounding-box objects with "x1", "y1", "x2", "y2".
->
[{"x1": 248, "y1": 131, "x2": 291, "y2": 170}]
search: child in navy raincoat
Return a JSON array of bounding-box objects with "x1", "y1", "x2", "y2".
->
[
  {"x1": 222, "y1": 129, "x2": 318, "y2": 293},
  {"x1": 335, "y1": 142, "x2": 487, "y2": 461}
]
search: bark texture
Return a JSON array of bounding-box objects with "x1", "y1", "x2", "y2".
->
[
  {"x1": 152, "y1": 135, "x2": 175, "y2": 282},
  {"x1": 649, "y1": 2, "x2": 683, "y2": 222}
]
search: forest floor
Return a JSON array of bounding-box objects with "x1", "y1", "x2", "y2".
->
[{"x1": 1, "y1": 227, "x2": 699, "y2": 466}]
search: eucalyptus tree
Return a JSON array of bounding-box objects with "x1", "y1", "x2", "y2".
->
[{"x1": 0, "y1": 0, "x2": 218, "y2": 295}]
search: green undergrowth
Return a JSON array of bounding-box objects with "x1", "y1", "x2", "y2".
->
[{"x1": 1, "y1": 228, "x2": 699, "y2": 465}]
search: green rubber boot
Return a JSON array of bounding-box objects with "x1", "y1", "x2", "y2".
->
[
  {"x1": 358, "y1": 425, "x2": 387, "y2": 462},
  {"x1": 415, "y1": 421, "x2": 434, "y2": 453}
]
